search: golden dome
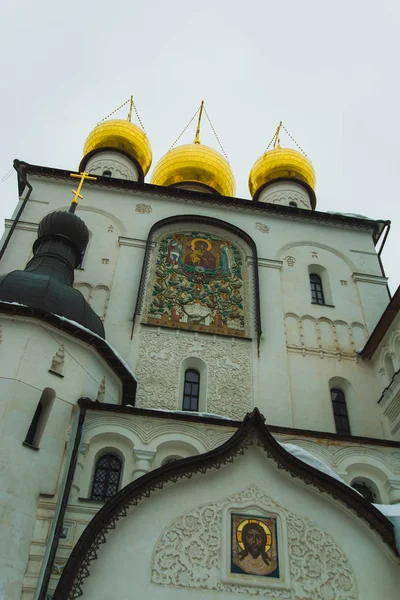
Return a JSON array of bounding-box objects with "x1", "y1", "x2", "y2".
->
[
  {"x1": 80, "y1": 119, "x2": 152, "y2": 178},
  {"x1": 151, "y1": 143, "x2": 236, "y2": 197},
  {"x1": 249, "y1": 146, "x2": 316, "y2": 208}
]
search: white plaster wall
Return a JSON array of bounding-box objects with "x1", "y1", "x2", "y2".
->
[
  {"x1": 0, "y1": 175, "x2": 392, "y2": 435},
  {"x1": 77, "y1": 446, "x2": 400, "y2": 600},
  {"x1": 0, "y1": 316, "x2": 122, "y2": 598}
]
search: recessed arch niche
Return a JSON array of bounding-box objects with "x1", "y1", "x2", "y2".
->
[{"x1": 135, "y1": 215, "x2": 261, "y2": 342}]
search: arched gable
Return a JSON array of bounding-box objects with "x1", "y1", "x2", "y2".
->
[{"x1": 54, "y1": 409, "x2": 398, "y2": 600}]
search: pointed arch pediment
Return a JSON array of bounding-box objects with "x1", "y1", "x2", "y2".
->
[{"x1": 54, "y1": 408, "x2": 397, "y2": 599}]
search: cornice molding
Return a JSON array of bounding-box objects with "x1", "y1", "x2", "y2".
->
[
  {"x1": 353, "y1": 272, "x2": 389, "y2": 285},
  {"x1": 17, "y1": 161, "x2": 383, "y2": 239},
  {"x1": 118, "y1": 236, "x2": 148, "y2": 249},
  {"x1": 4, "y1": 219, "x2": 38, "y2": 232}
]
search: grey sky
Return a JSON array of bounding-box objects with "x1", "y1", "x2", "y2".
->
[{"x1": 1, "y1": 0, "x2": 399, "y2": 292}]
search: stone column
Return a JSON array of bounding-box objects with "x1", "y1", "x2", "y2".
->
[{"x1": 132, "y1": 449, "x2": 156, "y2": 480}]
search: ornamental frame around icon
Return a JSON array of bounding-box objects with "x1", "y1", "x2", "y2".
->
[{"x1": 221, "y1": 503, "x2": 291, "y2": 591}]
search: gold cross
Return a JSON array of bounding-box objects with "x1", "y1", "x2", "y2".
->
[{"x1": 69, "y1": 171, "x2": 97, "y2": 209}]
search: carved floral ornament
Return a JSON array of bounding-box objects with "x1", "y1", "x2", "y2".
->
[
  {"x1": 53, "y1": 410, "x2": 397, "y2": 600},
  {"x1": 152, "y1": 486, "x2": 357, "y2": 598}
]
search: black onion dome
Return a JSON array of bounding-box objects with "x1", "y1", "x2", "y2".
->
[
  {"x1": 37, "y1": 211, "x2": 89, "y2": 254},
  {"x1": 0, "y1": 210, "x2": 105, "y2": 338}
]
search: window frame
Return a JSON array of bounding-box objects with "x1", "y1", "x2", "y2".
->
[
  {"x1": 90, "y1": 452, "x2": 122, "y2": 501},
  {"x1": 330, "y1": 387, "x2": 351, "y2": 435},
  {"x1": 182, "y1": 368, "x2": 200, "y2": 412},
  {"x1": 310, "y1": 273, "x2": 325, "y2": 305}
]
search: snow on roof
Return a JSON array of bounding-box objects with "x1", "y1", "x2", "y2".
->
[
  {"x1": 0, "y1": 302, "x2": 137, "y2": 381},
  {"x1": 54, "y1": 314, "x2": 137, "y2": 380},
  {"x1": 281, "y1": 440, "x2": 400, "y2": 551},
  {"x1": 326, "y1": 211, "x2": 373, "y2": 220}
]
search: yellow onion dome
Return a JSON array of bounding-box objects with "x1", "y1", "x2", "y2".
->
[
  {"x1": 249, "y1": 146, "x2": 316, "y2": 208},
  {"x1": 151, "y1": 143, "x2": 236, "y2": 197},
  {"x1": 79, "y1": 119, "x2": 152, "y2": 179}
]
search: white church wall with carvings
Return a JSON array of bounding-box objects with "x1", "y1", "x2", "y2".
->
[
  {"x1": 134, "y1": 326, "x2": 253, "y2": 419},
  {"x1": 75, "y1": 446, "x2": 400, "y2": 600}
]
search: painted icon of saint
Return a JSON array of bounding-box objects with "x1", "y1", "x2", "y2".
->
[
  {"x1": 184, "y1": 239, "x2": 217, "y2": 269},
  {"x1": 231, "y1": 516, "x2": 278, "y2": 577}
]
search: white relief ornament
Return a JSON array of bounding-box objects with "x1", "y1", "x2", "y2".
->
[
  {"x1": 135, "y1": 329, "x2": 253, "y2": 418},
  {"x1": 135, "y1": 203, "x2": 152, "y2": 214},
  {"x1": 283, "y1": 256, "x2": 296, "y2": 267},
  {"x1": 151, "y1": 485, "x2": 357, "y2": 598},
  {"x1": 255, "y1": 222, "x2": 270, "y2": 233}
]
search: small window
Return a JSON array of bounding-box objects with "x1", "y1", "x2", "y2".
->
[
  {"x1": 289, "y1": 201, "x2": 298, "y2": 208},
  {"x1": 351, "y1": 481, "x2": 376, "y2": 503},
  {"x1": 102, "y1": 170, "x2": 112, "y2": 178},
  {"x1": 310, "y1": 273, "x2": 325, "y2": 305},
  {"x1": 90, "y1": 453, "x2": 122, "y2": 501},
  {"x1": 24, "y1": 388, "x2": 56, "y2": 448},
  {"x1": 182, "y1": 369, "x2": 200, "y2": 411},
  {"x1": 331, "y1": 388, "x2": 351, "y2": 435}
]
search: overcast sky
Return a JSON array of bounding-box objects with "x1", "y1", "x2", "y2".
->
[{"x1": 0, "y1": 0, "x2": 399, "y2": 292}]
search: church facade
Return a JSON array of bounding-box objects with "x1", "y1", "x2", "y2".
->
[{"x1": 0, "y1": 108, "x2": 399, "y2": 599}]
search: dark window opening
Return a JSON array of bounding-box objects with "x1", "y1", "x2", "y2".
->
[
  {"x1": 90, "y1": 453, "x2": 122, "y2": 501},
  {"x1": 331, "y1": 388, "x2": 351, "y2": 435},
  {"x1": 289, "y1": 201, "x2": 298, "y2": 208},
  {"x1": 24, "y1": 402, "x2": 43, "y2": 446},
  {"x1": 351, "y1": 481, "x2": 376, "y2": 503},
  {"x1": 102, "y1": 170, "x2": 112, "y2": 178},
  {"x1": 24, "y1": 388, "x2": 55, "y2": 448},
  {"x1": 310, "y1": 273, "x2": 325, "y2": 305},
  {"x1": 182, "y1": 369, "x2": 200, "y2": 411}
]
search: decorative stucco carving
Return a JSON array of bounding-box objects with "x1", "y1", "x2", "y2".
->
[
  {"x1": 255, "y1": 222, "x2": 270, "y2": 233},
  {"x1": 151, "y1": 485, "x2": 357, "y2": 598},
  {"x1": 84, "y1": 413, "x2": 234, "y2": 451},
  {"x1": 284, "y1": 313, "x2": 368, "y2": 358},
  {"x1": 135, "y1": 203, "x2": 152, "y2": 214},
  {"x1": 49, "y1": 345, "x2": 65, "y2": 376},
  {"x1": 135, "y1": 328, "x2": 253, "y2": 419},
  {"x1": 84, "y1": 158, "x2": 136, "y2": 181}
]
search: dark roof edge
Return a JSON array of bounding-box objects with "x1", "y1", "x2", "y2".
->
[
  {"x1": 15, "y1": 160, "x2": 385, "y2": 242},
  {"x1": 53, "y1": 407, "x2": 397, "y2": 599},
  {"x1": 0, "y1": 302, "x2": 137, "y2": 403},
  {"x1": 361, "y1": 285, "x2": 400, "y2": 359},
  {"x1": 78, "y1": 398, "x2": 400, "y2": 448}
]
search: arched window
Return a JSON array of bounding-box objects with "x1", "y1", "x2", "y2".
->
[
  {"x1": 102, "y1": 169, "x2": 112, "y2": 178},
  {"x1": 182, "y1": 369, "x2": 200, "y2": 411},
  {"x1": 310, "y1": 273, "x2": 325, "y2": 305},
  {"x1": 24, "y1": 388, "x2": 56, "y2": 448},
  {"x1": 289, "y1": 201, "x2": 298, "y2": 208},
  {"x1": 90, "y1": 453, "x2": 122, "y2": 501},
  {"x1": 351, "y1": 480, "x2": 376, "y2": 503},
  {"x1": 330, "y1": 388, "x2": 351, "y2": 435}
]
